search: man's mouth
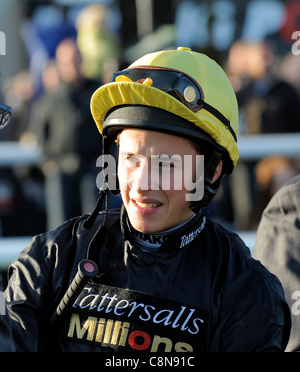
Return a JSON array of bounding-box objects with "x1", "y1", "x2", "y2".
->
[{"x1": 134, "y1": 200, "x2": 163, "y2": 209}]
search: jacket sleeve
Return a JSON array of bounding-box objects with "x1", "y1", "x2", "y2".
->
[
  {"x1": 4, "y1": 234, "x2": 53, "y2": 352},
  {"x1": 209, "y1": 274, "x2": 291, "y2": 352},
  {"x1": 0, "y1": 275, "x2": 15, "y2": 352},
  {"x1": 253, "y1": 177, "x2": 300, "y2": 352}
]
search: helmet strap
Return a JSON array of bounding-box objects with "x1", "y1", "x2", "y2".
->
[
  {"x1": 189, "y1": 147, "x2": 224, "y2": 214},
  {"x1": 82, "y1": 136, "x2": 112, "y2": 229},
  {"x1": 82, "y1": 185, "x2": 108, "y2": 229}
]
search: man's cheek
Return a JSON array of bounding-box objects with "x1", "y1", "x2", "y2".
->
[{"x1": 118, "y1": 164, "x2": 129, "y2": 191}]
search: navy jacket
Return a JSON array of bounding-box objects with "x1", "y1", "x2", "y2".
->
[{"x1": 5, "y1": 207, "x2": 291, "y2": 352}]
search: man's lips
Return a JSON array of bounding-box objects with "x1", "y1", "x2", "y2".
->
[
  {"x1": 131, "y1": 198, "x2": 163, "y2": 210},
  {"x1": 135, "y1": 201, "x2": 162, "y2": 209}
]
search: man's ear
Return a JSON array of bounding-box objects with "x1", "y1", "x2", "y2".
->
[{"x1": 212, "y1": 160, "x2": 223, "y2": 184}]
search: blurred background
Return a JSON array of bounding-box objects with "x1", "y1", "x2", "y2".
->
[{"x1": 0, "y1": 0, "x2": 300, "y2": 273}]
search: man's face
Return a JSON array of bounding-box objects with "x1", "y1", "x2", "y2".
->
[{"x1": 118, "y1": 129, "x2": 199, "y2": 234}]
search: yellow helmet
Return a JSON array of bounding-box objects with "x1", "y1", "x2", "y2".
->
[
  {"x1": 91, "y1": 47, "x2": 239, "y2": 170},
  {"x1": 89, "y1": 47, "x2": 238, "y2": 213}
]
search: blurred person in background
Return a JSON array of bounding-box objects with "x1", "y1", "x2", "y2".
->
[
  {"x1": 1, "y1": 70, "x2": 34, "y2": 141},
  {"x1": 76, "y1": 3, "x2": 120, "y2": 81},
  {"x1": 247, "y1": 156, "x2": 299, "y2": 229},
  {"x1": 228, "y1": 41, "x2": 300, "y2": 135},
  {"x1": 0, "y1": 92, "x2": 11, "y2": 131},
  {"x1": 253, "y1": 175, "x2": 300, "y2": 352},
  {"x1": 29, "y1": 38, "x2": 102, "y2": 221},
  {"x1": 279, "y1": 51, "x2": 300, "y2": 97},
  {"x1": 220, "y1": 41, "x2": 300, "y2": 230},
  {"x1": 0, "y1": 70, "x2": 46, "y2": 236},
  {"x1": 0, "y1": 104, "x2": 11, "y2": 131}
]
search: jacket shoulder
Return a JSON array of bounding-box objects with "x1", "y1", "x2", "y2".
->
[
  {"x1": 9, "y1": 209, "x2": 122, "y2": 275},
  {"x1": 46, "y1": 208, "x2": 122, "y2": 240},
  {"x1": 204, "y1": 217, "x2": 285, "y2": 295},
  {"x1": 205, "y1": 218, "x2": 290, "y2": 351}
]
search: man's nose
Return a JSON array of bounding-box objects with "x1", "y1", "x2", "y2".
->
[{"x1": 130, "y1": 159, "x2": 152, "y2": 191}]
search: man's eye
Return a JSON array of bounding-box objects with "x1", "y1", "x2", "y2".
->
[
  {"x1": 126, "y1": 156, "x2": 140, "y2": 166},
  {"x1": 159, "y1": 162, "x2": 174, "y2": 169}
]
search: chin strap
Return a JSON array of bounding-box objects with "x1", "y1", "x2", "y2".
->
[
  {"x1": 189, "y1": 147, "x2": 224, "y2": 214},
  {"x1": 82, "y1": 185, "x2": 108, "y2": 229},
  {"x1": 82, "y1": 133, "x2": 117, "y2": 230}
]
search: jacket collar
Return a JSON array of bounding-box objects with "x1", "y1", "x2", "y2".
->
[{"x1": 120, "y1": 205, "x2": 207, "y2": 254}]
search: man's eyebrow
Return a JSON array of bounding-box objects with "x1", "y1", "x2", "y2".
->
[
  {"x1": 152, "y1": 154, "x2": 183, "y2": 164},
  {"x1": 120, "y1": 152, "x2": 183, "y2": 163},
  {"x1": 120, "y1": 151, "x2": 135, "y2": 157}
]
